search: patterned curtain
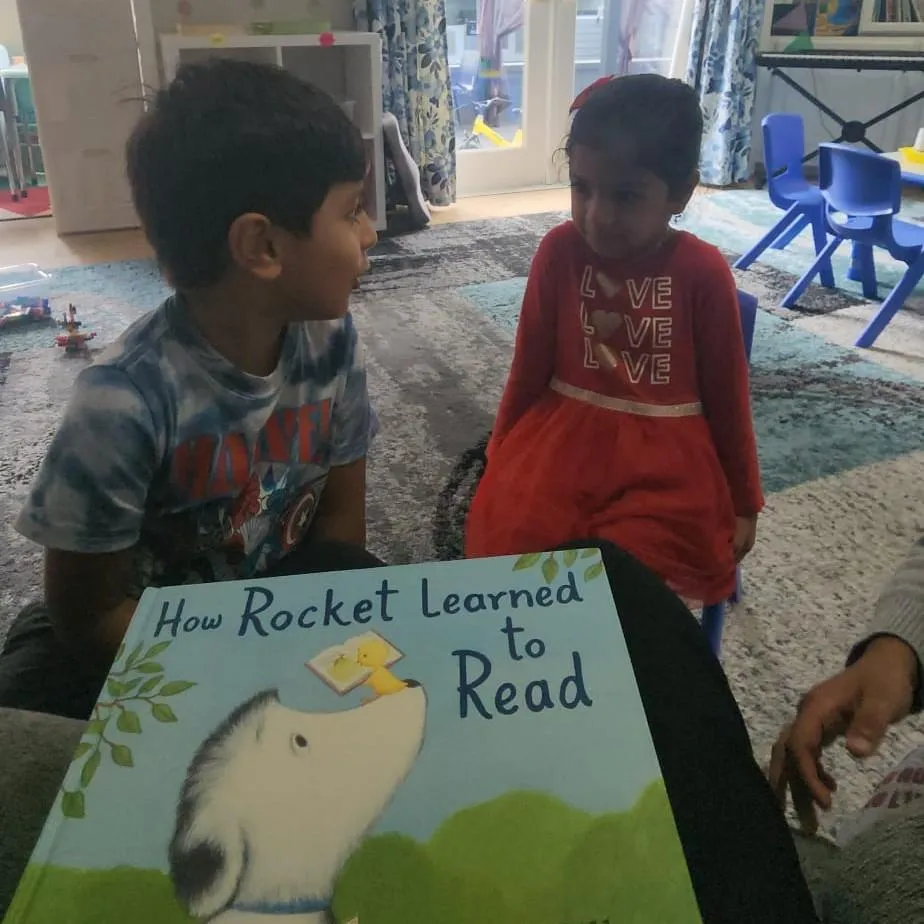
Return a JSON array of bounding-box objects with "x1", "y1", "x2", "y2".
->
[
  {"x1": 355, "y1": 0, "x2": 457, "y2": 206},
  {"x1": 684, "y1": 0, "x2": 766, "y2": 186}
]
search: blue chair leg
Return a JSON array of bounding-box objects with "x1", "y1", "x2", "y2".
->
[
  {"x1": 782, "y1": 236, "x2": 844, "y2": 308},
  {"x1": 811, "y1": 212, "x2": 835, "y2": 288},
  {"x1": 771, "y1": 213, "x2": 810, "y2": 251},
  {"x1": 734, "y1": 204, "x2": 803, "y2": 270},
  {"x1": 856, "y1": 253, "x2": 924, "y2": 348},
  {"x1": 701, "y1": 602, "x2": 725, "y2": 656},
  {"x1": 854, "y1": 244, "x2": 878, "y2": 300}
]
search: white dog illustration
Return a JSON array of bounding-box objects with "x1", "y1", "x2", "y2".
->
[{"x1": 169, "y1": 684, "x2": 427, "y2": 923}]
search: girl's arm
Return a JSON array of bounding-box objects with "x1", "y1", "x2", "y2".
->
[
  {"x1": 691, "y1": 249, "x2": 764, "y2": 519},
  {"x1": 490, "y1": 238, "x2": 558, "y2": 450}
]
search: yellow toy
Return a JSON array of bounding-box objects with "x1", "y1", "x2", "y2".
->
[
  {"x1": 356, "y1": 637, "x2": 408, "y2": 704},
  {"x1": 471, "y1": 114, "x2": 522, "y2": 149}
]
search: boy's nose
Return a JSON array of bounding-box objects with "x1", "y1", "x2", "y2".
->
[{"x1": 361, "y1": 212, "x2": 378, "y2": 251}]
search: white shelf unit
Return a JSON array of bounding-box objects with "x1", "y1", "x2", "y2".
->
[{"x1": 159, "y1": 32, "x2": 387, "y2": 231}]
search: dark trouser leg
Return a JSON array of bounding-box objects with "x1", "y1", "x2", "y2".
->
[
  {"x1": 558, "y1": 539, "x2": 817, "y2": 923},
  {"x1": 0, "y1": 603, "x2": 111, "y2": 721},
  {"x1": 0, "y1": 541, "x2": 382, "y2": 721}
]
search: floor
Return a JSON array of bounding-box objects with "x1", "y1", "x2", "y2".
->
[{"x1": 0, "y1": 188, "x2": 573, "y2": 270}]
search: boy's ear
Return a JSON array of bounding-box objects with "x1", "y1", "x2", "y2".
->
[{"x1": 227, "y1": 213, "x2": 283, "y2": 281}]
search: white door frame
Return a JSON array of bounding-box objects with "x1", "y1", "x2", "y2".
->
[{"x1": 131, "y1": 0, "x2": 162, "y2": 90}]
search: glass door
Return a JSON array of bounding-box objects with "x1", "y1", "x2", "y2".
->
[
  {"x1": 546, "y1": 0, "x2": 697, "y2": 167},
  {"x1": 447, "y1": 0, "x2": 557, "y2": 194},
  {"x1": 448, "y1": 0, "x2": 696, "y2": 196}
]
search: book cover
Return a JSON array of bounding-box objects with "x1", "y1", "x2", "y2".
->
[{"x1": 3, "y1": 551, "x2": 703, "y2": 924}]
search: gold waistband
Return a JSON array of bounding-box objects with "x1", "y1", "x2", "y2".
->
[{"x1": 550, "y1": 377, "x2": 703, "y2": 418}]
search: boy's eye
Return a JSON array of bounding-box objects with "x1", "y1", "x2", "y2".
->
[{"x1": 570, "y1": 181, "x2": 589, "y2": 197}]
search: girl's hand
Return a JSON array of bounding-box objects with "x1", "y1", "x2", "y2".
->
[{"x1": 733, "y1": 516, "x2": 758, "y2": 562}]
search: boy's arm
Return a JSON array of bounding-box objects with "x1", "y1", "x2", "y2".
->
[
  {"x1": 16, "y1": 366, "x2": 158, "y2": 657},
  {"x1": 691, "y1": 248, "x2": 764, "y2": 519},
  {"x1": 490, "y1": 236, "x2": 558, "y2": 450},
  {"x1": 312, "y1": 317, "x2": 376, "y2": 546},
  {"x1": 311, "y1": 458, "x2": 366, "y2": 547},
  {"x1": 44, "y1": 549, "x2": 139, "y2": 656}
]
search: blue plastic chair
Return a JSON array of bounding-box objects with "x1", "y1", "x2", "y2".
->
[
  {"x1": 782, "y1": 143, "x2": 924, "y2": 348},
  {"x1": 700, "y1": 288, "x2": 757, "y2": 656},
  {"x1": 734, "y1": 114, "x2": 835, "y2": 302}
]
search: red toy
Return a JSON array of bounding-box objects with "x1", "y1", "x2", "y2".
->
[{"x1": 55, "y1": 304, "x2": 96, "y2": 355}]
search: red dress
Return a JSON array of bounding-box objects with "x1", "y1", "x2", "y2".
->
[{"x1": 465, "y1": 223, "x2": 764, "y2": 604}]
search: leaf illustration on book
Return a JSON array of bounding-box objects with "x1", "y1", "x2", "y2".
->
[
  {"x1": 61, "y1": 636, "x2": 194, "y2": 820},
  {"x1": 138, "y1": 675, "x2": 162, "y2": 695},
  {"x1": 585, "y1": 562, "x2": 604, "y2": 582},
  {"x1": 142, "y1": 641, "x2": 172, "y2": 661},
  {"x1": 80, "y1": 751, "x2": 101, "y2": 788},
  {"x1": 563, "y1": 549, "x2": 578, "y2": 568},
  {"x1": 117, "y1": 710, "x2": 142, "y2": 734},
  {"x1": 307, "y1": 631, "x2": 404, "y2": 695},
  {"x1": 110, "y1": 744, "x2": 134, "y2": 768},
  {"x1": 85, "y1": 718, "x2": 107, "y2": 737},
  {"x1": 124, "y1": 642, "x2": 145, "y2": 670},
  {"x1": 581, "y1": 548, "x2": 599, "y2": 559},
  {"x1": 135, "y1": 662, "x2": 164, "y2": 674},
  {"x1": 542, "y1": 554, "x2": 560, "y2": 585},
  {"x1": 159, "y1": 681, "x2": 196, "y2": 696},
  {"x1": 61, "y1": 790, "x2": 85, "y2": 820},
  {"x1": 152, "y1": 703, "x2": 178, "y2": 724},
  {"x1": 513, "y1": 552, "x2": 543, "y2": 571}
]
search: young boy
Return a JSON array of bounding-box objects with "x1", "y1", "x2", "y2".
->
[{"x1": 0, "y1": 58, "x2": 379, "y2": 719}]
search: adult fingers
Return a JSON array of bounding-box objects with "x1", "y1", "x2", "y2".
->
[
  {"x1": 786, "y1": 683, "x2": 851, "y2": 808},
  {"x1": 844, "y1": 690, "x2": 897, "y2": 758},
  {"x1": 790, "y1": 770, "x2": 820, "y2": 835}
]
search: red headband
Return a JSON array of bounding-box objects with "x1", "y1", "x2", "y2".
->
[{"x1": 569, "y1": 76, "x2": 615, "y2": 114}]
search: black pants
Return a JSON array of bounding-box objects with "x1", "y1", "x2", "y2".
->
[{"x1": 0, "y1": 539, "x2": 817, "y2": 923}]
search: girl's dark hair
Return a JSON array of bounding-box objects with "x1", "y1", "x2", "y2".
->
[{"x1": 566, "y1": 73, "x2": 703, "y2": 196}]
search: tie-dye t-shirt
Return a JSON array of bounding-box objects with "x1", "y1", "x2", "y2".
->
[{"x1": 15, "y1": 296, "x2": 377, "y2": 595}]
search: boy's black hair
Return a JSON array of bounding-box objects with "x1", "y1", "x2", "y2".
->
[
  {"x1": 126, "y1": 58, "x2": 366, "y2": 290},
  {"x1": 566, "y1": 73, "x2": 703, "y2": 196}
]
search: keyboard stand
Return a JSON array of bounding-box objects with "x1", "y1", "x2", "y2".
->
[{"x1": 757, "y1": 53, "x2": 924, "y2": 163}]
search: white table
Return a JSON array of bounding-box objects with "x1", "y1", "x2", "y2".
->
[{"x1": 884, "y1": 150, "x2": 924, "y2": 189}]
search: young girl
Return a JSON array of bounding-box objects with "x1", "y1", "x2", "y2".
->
[{"x1": 464, "y1": 74, "x2": 764, "y2": 606}]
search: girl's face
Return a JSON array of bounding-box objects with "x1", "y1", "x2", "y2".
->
[{"x1": 569, "y1": 143, "x2": 693, "y2": 261}]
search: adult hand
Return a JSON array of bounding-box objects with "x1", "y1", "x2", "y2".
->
[
  {"x1": 733, "y1": 515, "x2": 758, "y2": 562},
  {"x1": 768, "y1": 636, "x2": 919, "y2": 834}
]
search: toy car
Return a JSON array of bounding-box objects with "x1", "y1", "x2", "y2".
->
[{"x1": 0, "y1": 296, "x2": 51, "y2": 330}]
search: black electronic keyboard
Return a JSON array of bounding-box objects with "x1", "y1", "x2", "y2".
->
[{"x1": 759, "y1": 50, "x2": 924, "y2": 71}]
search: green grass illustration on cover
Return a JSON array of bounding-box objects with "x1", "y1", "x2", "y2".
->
[{"x1": 4, "y1": 550, "x2": 703, "y2": 924}]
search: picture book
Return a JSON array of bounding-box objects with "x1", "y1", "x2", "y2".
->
[{"x1": 3, "y1": 550, "x2": 703, "y2": 924}]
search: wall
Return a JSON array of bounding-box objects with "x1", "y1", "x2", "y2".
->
[
  {"x1": 0, "y1": 0, "x2": 23, "y2": 57},
  {"x1": 750, "y1": 68, "x2": 924, "y2": 176},
  {"x1": 148, "y1": 0, "x2": 355, "y2": 37}
]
